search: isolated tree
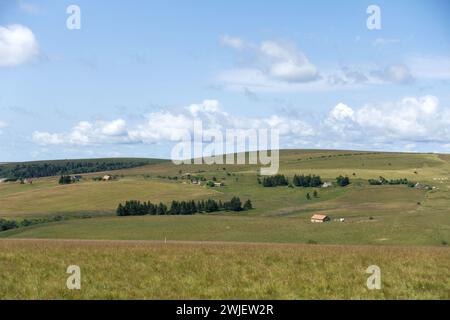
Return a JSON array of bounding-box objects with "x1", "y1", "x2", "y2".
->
[
  {"x1": 336, "y1": 175, "x2": 350, "y2": 187},
  {"x1": 243, "y1": 199, "x2": 253, "y2": 211}
]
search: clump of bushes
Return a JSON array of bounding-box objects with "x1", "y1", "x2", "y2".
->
[
  {"x1": 0, "y1": 215, "x2": 69, "y2": 232},
  {"x1": 336, "y1": 175, "x2": 350, "y2": 187},
  {"x1": 116, "y1": 197, "x2": 252, "y2": 216},
  {"x1": 58, "y1": 175, "x2": 74, "y2": 184},
  {"x1": 293, "y1": 174, "x2": 322, "y2": 187},
  {"x1": 262, "y1": 174, "x2": 288, "y2": 187},
  {"x1": 368, "y1": 176, "x2": 410, "y2": 185}
]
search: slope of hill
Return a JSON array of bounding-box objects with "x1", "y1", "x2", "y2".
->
[
  {"x1": 0, "y1": 158, "x2": 166, "y2": 179},
  {"x1": 0, "y1": 149, "x2": 449, "y2": 299},
  {"x1": 0, "y1": 149, "x2": 448, "y2": 246}
]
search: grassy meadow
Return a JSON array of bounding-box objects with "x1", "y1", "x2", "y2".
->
[
  {"x1": 0, "y1": 240, "x2": 448, "y2": 300},
  {"x1": 0, "y1": 149, "x2": 449, "y2": 299}
]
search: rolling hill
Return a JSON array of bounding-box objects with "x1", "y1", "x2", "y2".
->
[{"x1": 0, "y1": 149, "x2": 448, "y2": 299}]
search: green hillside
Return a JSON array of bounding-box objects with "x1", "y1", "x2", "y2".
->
[{"x1": 0, "y1": 149, "x2": 449, "y2": 299}]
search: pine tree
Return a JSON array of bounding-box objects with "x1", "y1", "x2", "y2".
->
[{"x1": 243, "y1": 199, "x2": 253, "y2": 211}]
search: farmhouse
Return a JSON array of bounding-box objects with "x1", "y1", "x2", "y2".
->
[
  {"x1": 322, "y1": 182, "x2": 333, "y2": 188},
  {"x1": 213, "y1": 182, "x2": 224, "y2": 187},
  {"x1": 310, "y1": 214, "x2": 330, "y2": 223},
  {"x1": 102, "y1": 175, "x2": 113, "y2": 181}
]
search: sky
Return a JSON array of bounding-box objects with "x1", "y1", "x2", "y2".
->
[{"x1": 0, "y1": 0, "x2": 450, "y2": 162}]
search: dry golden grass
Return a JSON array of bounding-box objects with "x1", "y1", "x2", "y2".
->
[{"x1": 0, "y1": 239, "x2": 448, "y2": 299}]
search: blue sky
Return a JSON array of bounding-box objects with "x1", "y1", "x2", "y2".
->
[{"x1": 1, "y1": 0, "x2": 450, "y2": 161}]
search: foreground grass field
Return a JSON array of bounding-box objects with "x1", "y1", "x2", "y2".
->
[{"x1": 0, "y1": 239, "x2": 448, "y2": 299}]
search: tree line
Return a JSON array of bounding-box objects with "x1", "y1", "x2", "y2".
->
[
  {"x1": 117, "y1": 197, "x2": 252, "y2": 216},
  {"x1": 0, "y1": 159, "x2": 155, "y2": 179},
  {"x1": 293, "y1": 174, "x2": 322, "y2": 187},
  {"x1": 368, "y1": 176, "x2": 411, "y2": 186},
  {"x1": 260, "y1": 174, "x2": 351, "y2": 187},
  {"x1": 0, "y1": 215, "x2": 69, "y2": 232},
  {"x1": 261, "y1": 174, "x2": 289, "y2": 187}
]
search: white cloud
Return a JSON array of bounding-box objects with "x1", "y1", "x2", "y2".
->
[
  {"x1": 373, "y1": 64, "x2": 414, "y2": 84},
  {"x1": 259, "y1": 41, "x2": 318, "y2": 83},
  {"x1": 0, "y1": 24, "x2": 39, "y2": 67},
  {"x1": 32, "y1": 96, "x2": 450, "y2": 151},
  {"x1": 329, "y1": 103, "x2": 355, "y2": 121},
  {"x1": 32, "y1": 100, "x2": 314, "y2": 147},
  {"x1": 33, "y1": 119, "x2": 130, "y2": 146},
  {"x1": 325, "y1": 95, "x2": 449, "y2": 143},
  {"x1": 100, "y1": 119, "x2": 127, "y2": 136},
  {"x1": 218, "y1": 37, "x2": 319, "y2": 91},
  {"x1": 220, "y1": 35, "x2": 244, "y2": 50}
]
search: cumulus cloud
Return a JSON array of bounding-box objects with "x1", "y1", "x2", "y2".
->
[
  {"x1": 259, "y1": 41, "x2": 318, "y2": 83},
  {"x1": 0, "y1": 24, "x2": 39, "y2": 67},
  {"x1": 325, "y1": 95, "x2": 449, "y2": 143},
  {"x1": 33, "y1": 119, "x2": 130, "y2": 146},
  {"x1": 218, "y1": 37, "x2": 319, "y2": 91},
  {"x1": 32, "y1": 96, "x2": 450, "y2": 151},
  {"x1": 32, "y1": 100, "x2": 314, "y2": 147}
]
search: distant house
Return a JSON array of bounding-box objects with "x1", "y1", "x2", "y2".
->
[
  {"x1": 102, "y1": 175, "x2": 113, "y2": 181},
  {"x1": 311, "y1": 214, "x2": 330, "y2": 223},
  {"x1": 414, "y1": 182, "x2": 430, "y2": 190},
  {"x1": 213, "y1": 182, "x2": 224, "y2": 187},
  {"x1": 0, "y1": 178, "x2": 7, "y2": 184},
  {"x1": 322, "y1": 182, "x2": 333, "y2": 188}
]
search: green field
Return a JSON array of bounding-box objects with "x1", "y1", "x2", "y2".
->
[
  {"x1": 0, "y1": 150, "x2": 449, "y2": 299},
  {"x1": 0, "y1": 240, "x2": 448, "y2": 299}
]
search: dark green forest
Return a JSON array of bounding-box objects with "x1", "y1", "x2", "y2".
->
[{"x1": 0, "y1": 158, "x2": 164, "y2": 179}]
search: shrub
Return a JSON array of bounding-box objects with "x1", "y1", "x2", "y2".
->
[
  {"x1": 293, "y1": 174, "x2": 322, "y2": 187},
  {"x1": 262, "y1": 174, "x2": 288, "y2": 187},
  {"x1": 336, "y1": 175, "x2": 350, "y2": 187}
]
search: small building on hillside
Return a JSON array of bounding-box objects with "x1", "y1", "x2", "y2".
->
[
  {"x1": 311, "y1": 214, "x2": 330, "y2": 223},
  {"x1": 322, "y1": 182, "x2": 333, "y2": 188},
  {"x1": 213, "y1": 182, "x2": 224, "y2": 187},
  {"x1": 0, "y1": 178, "x2": 7, "y2": 184},
  {"x1": 102, "y1": 175, "x2": 113, "y2": 181}
]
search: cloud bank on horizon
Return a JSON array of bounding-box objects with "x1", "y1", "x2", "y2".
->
[{"x1": 0, "y1": 0, "x2": 450, "y2": 161}]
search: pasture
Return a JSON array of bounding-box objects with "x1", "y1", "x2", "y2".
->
[
  {"x1": 0, "y1": 150, "x2": 449, "y2": 299},
  {"x1": 0, "y1": 240, "x2": 447, "y2": 299}
]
